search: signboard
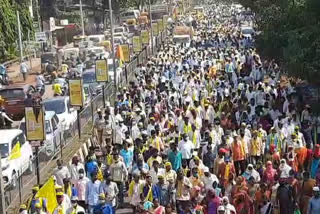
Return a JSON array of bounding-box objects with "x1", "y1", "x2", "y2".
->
[
  {"x1": 49, "y1": 17, "x2": 55, "y2": 31},
  {"x1": 141, "y1": 30, "x2": 149, "y2": 44},
  {"x1": 158, "y1": 19, "x2": 164, "y2": 32},
  {"x1": 152, "y1": 23, "x2": 159, "y2": 36},
  {"x1": 121, "y1": 44, "x2": 130, "y2": 63},
  {"x1": 35, "y1": 32, "x2": 47, "y2": 42},
  {"x1": 60, "y1": 19, "x2": 69, "y2": 26},
  {"x1": 25, "y1": 106, "x2": 46, "y2": 141},
  {"x1": 163, "y1": 15, "x2": 169, "y2": 28},
  {"x1": 69, "y1": 79, "x2": 84, "y2": 107},
  {"x1": 132, "y1": 36, "x2": 142, "y2": 53},
  {"x1": 95, "y1": 59, "x2": 108, "y2": 82}
]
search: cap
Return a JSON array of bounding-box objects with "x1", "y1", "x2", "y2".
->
[
  {"x1": 165, "y1": 162, "x2": 172, "y2": 168},
  {"x1": 32, "y1": 185, "x2": 39, "y2": 191},
  {"x1": 56, "y1": 192, "x2": 64, "y2": 196},
  {"x1": 71, "y1": 195, "x2": 78, "y2": 201},
  {"x1": 203, "y1": 167, "x2": 209, "y2": 173},
  {"x1": 158, "y1": 174, "x2": 164, "y2": 179},
  {"x1": 97, "y1": 108, "x2": 101, "y2": 113},
  {"x1": 35, "y1": 203, "x2": 41, "y2": 208},
  {"x1": 99, "y1": 193, "x2": 106, "y2": 199},
  {"x1": 218, "y1": 206, "x2": 225, "y2": 211},
  {"x1": 20, "y1": 204, "x2": 27, "y2": 209},
  {"x1": 313, "y1": 186, "x2": 320, "y2": 192},
  {"x1": 106, "y1": 101, "x2": 111, "y2": 107}
]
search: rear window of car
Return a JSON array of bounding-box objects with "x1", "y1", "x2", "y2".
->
[{"x1": 0, "y1": 89, "x2": 24, "y2": 99}]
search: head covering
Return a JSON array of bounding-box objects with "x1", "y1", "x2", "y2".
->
[
  {"x1": 165, "y1": 162, "x2": 172, "y2": 168},
  {"x1": 32, "y1": 185, "x2": 39, "y2": 191},
  {"x1": 218, "y1": 206, "x2": 225, "y2": 211},
  {"x1": 56, "y1": 192, "x2": 64, "y2": 196},
  {"x1": 313, "y1": 186, "x2": 320, "y2": 192},
  {"x1": 20, "y1": 204, "x2": 27, "y2": 209}
]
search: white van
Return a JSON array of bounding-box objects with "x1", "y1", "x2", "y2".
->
[
  {"x1": 120, "y1": 10, "x2": 140, "y2": 23},
  {"x1": 0, "y1": 129, "x2": 33, "y2": 188},
  {"x1": 87, "y1": 35, "x2": 106, "y2": 45}
]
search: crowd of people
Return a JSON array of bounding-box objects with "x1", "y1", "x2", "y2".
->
[{"x1": 19, "y1": 2, "x2": 320, "y2": 214}]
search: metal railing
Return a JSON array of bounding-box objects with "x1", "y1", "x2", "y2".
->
[{"x1": 4, "y1": 32, "x2": 167, "y2": 213}]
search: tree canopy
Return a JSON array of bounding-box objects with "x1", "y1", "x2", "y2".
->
[
  {"x1": 0, "y1": 0, "x2": 33, "y2": 62},
  {"x1": 238, "y1": 0, "x2": 320, "y2": 84}
]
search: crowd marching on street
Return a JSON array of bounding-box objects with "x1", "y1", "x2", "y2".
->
[{"x1": 18, "y1": 2, "x2": 320, "y2": 214}]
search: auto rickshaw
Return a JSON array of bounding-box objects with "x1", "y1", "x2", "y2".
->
[{"x1": 98, "y1": 40, "x2": 111, "y2": 52}]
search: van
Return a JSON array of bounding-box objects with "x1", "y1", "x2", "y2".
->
[
  {"x1": 87, "y1": 35, "x2": 106, "y2": 45},
  {"x1": 0, "y1": 129, "x2": 33, "y2": 188},
  {"x1": 120, "y1": 10, "x2": 140, "y2": 23}
]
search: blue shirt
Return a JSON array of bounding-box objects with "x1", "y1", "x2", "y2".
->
[
  {"x1": 120, "y1": 149, "x2": 133, "y2": 168},
  {"x1": 308, "y1": 197, "x2": 320, "y2": 214},
  {"x1": 168, "y1": 150, "x2": 182, "y2": 171},
  {"x1": 93, "y1": 203, "x2": 114, "y2": 214}
]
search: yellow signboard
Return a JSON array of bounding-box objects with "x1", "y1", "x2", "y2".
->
[
  {"x1": 163, "y1": 15, "x2": 168, "y2": 28},
  {"x1": 95, "y1": 59, "x2": 108, "y2": 82},
  {"x1": 25, "y1": 106, "x2": 45, "y2": 141},
  {"x1": 133, "y1": 36, "x2": 142, "y2": 53},
  {"x1": 152, "y1": 23, "x2": 159, "y2": 36},
  {"x1": 158, "y1": 19, "x2": 164, "y2": 32},
  {"x1": 69, "y1": 79, "x2": 84, "y2": 107},
  {"x1": 121, "y1": 44, "x2": 130, "y2": 63},
  {"x1": 141, "y1": 30, "x2": 149, "y2": 44}
]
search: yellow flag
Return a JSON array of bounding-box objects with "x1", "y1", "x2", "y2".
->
[
  {"x1": 37, "y1": 177, "x2": 57, "y2": 213},
  {"x1": 9, "y1": 142, "x2": 21, "y2": 160}
]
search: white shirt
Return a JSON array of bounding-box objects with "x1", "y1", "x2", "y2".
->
[
  {"x1": 69, "y1": 163, "x2": 85, "y2": 183},
  {"x1": 202, "y1": 174, "x2": 219, "y2": 190},
  {"x1": 100, "y1": 181, "x2": 119, "y2": 206},
  {"x1": 53, "y1": 166, "x2": 71, "y2": 186},
  {"x1": 178, "y1": 139, "x2": 194, "y2": 159}
]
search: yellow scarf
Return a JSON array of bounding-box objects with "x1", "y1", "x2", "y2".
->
[
  {"x1": 224, "y1": 164, "x2": 230, "y2": 180},
  {"x1": 184, "y1": 123, "x2": 192, "y2": 134},
  {"x1": 107, "y1": 154, "x2": 113, "y2": 166},
  {"x1": 177, "y1": 180, "x2": 183, "y2": 197},
  {"x1": 128, "y1": 180, "x2": 143, "y2": 197},
  {"x1": 97, "y1": 167, "x2": 103, "y2": 181},
  {"x1": 146, "y1": 185, "x2": 153, "y2": 202},
  {"x1": 192, "y1": 132, "x2": 197, "y2": 146}
]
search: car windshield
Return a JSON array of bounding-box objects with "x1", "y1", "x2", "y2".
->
[
  {"x1": 122, "y1": 12, "x2": 135, "y2": 17},
  {"x1": 0, "y1": 143, "x2": 9, "y2": 158},
  {"x1": 44, "y1": 99, "x2": 66, "y2": 114},
  {"x1": 82, "y1": 72, "x2": 96, "y2": 84},
  {"x1": 0, "y1": 89, "x2": 24, "y2": 99},
  {"x1": 242, "y1": 28, "x2": 253, "y2": 34},
  {"x1": 115, "y1": 28, "x2": 123, "y2": 33},
  {"x1": 45, "y1": 120, "x2": 52, "y2": 134},
  {"x1": 89, "y1": 37, "x2": 101, "y2": 43}
]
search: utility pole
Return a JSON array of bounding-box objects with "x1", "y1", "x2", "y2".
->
[
  {"x1": 108, "y1": 0, "x2": 117, "y2": 92},
  {"x1": 148, "y1": 0, "x2": 154, "y2": 53},
  {"x1": 17, "y1": 11, "x2": 24, "y2": 63},
  {"x1": 0, "y1": 153, "x2": 6, "y2": 213},
  {"x1": 79, "y1": 0, "x2": 85, "y2": 36}
]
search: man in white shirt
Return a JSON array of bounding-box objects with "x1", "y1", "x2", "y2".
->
[
  {"x1": 178, "y1": 133, "x2": 194, "y2": 165},
  {"x1": 86, "y1": 172, "x2": 102, "y2": 214},
  {"x1": 53, "y1": 159, "x2": 71, "y2": 186},
  {"x1": 99, "y1": 173, "x2": 119, "y2": 209},
  {"x1": 202, "y1": 167, "x2": 219, "y2": 191},
  {"x1": 66, "y1": 196, "x2": 85, "y2": 214}
]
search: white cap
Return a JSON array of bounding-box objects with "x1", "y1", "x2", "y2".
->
[
  {"x1": 203, "y1": 167, "x2": 209, "y2": 173},
  {"x1": 97, "y1": 108, "x2": 101, "y2": 113},
  {"x1": 313, "y1": 186, "x2": 320, "y2": 192},
  {"x1": 218, "y1": 206, "x2": 225, "y2": 211},
  {"x1": 106, "y1": 102, "x2": 111, "y2": 107}
]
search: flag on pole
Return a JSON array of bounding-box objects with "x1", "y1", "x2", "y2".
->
[
  {"x1": 116, "y1": 45, "x2": 124, "y2": 67},
  {"x1": 9, "y1": 142, "x2": 21, "y2": 160}
]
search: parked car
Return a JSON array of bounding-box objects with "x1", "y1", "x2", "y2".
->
[
  {"x1": 19, "y1": 111, "x2": 63, "y2": 158},
  {"x1": 82, "y1": 68, "x2": 105, "y2": 96},
  {"x1": 0, "y1": 129, "x2": 33, "y2": 188},
  {"x1": 43, "y1": 97, "x2": 77, "y2": 136},
  {"x1": 0, "y1": 84, "x2": 35, "y2": 120}
]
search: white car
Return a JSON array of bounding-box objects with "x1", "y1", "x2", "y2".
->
[
  {"x1": 0, "y1": 129, "x2": 33, "y2": 188},
  {"x1": 43, "y1": 96, "x2": 77, "y2": 135},
  {"x1": 241, "y1": 26, "x2": 255, "y2": 38},
  {"x1": 20, "y1": 111, "x2": 64, "y2": 158}
]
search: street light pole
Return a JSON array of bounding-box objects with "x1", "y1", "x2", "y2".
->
[
  {"x1": 108, "y1": 0, "x2": 117, "y2": 92},
  {"x1": 148, "y1": 0, "x2": 154, "y2": 53},
  {"x1": 17, "y1": 11, "x2": 24, "y2": 63},
  {"x1": 79, "y1": 0, "x2": 85, "y2": 37}
]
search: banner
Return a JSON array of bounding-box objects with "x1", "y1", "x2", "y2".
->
[
  {"x1": 141, "y1": 30, "x2": 149, "y2": 44},
  {"x1": 69, "y1": 79, "x2": 84, "y2": 107},
  {"x1": 95, "y1": 59, "x2": 108, "y2": 82},
  {"x1": 25, "y1": 106, "x2": 45, "y2": 141},
  {"x1": 36, "y1": 177, "x2": 57, "y2": 213},
  {"x1": 121, "y1": 44, "x2": 130, "y2": 63},
  {"x1": 152, "y1": 23, "x2": 159, "y2": 36},
  {"x1": 133, "y1": 36, "x2": 142, "y2": 53},
  {"x1": 158, "y1": 19, "x2": 164, "y2": 32}
]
